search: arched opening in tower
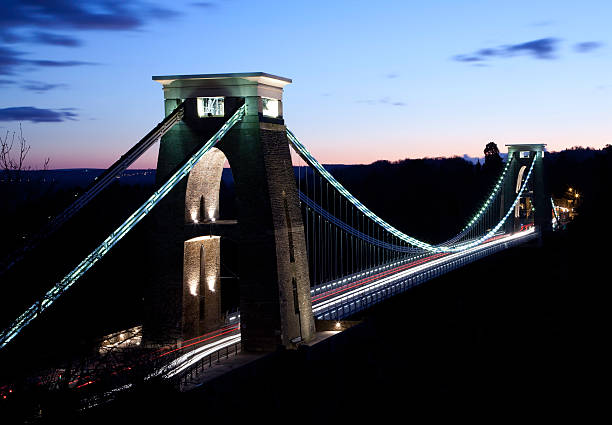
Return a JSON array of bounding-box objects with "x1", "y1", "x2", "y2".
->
[
  {"x1": 515, "y1": 164, "x2": 535, "y2": 226},
  {"x1": 185, "y1": 147, "x2": 236, "y2": 223},
  {"x1": 182, "y1": 147, "x2": 239, "y2": 338}
]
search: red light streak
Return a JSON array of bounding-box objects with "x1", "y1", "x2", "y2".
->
[
  {"x1": 311, "y1": 232, "x2": 512, "y2": 303},
  {"x1": 312, "y1": 253, "x2": 447, "y2": 302},
  {"x1": 156, "y1": 325, "x2": 240, "y2": 358},
  {"x1": 155, "y1": 323, "x2": 241, "y2": 354},
  {"x1": 76, "y1": 381, "x2": 94, "y2": 389}
]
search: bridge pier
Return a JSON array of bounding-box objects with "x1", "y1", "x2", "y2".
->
[
  {"x1": 144, "y1": 73, "x2": 315, "y2": 351},
  {"x1": 182, "y1": 236, "x2": 221, "y2": 339}
]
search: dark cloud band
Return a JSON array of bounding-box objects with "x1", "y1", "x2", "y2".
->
[
  {"x1": 505, "y1": 38, "x2": 560, "y2": 59},
  {"x1": 20, "y1": 81, "x2": 68, "y2": 93},
  {"x1": 454, "y1": 38, "x2": 561, "y2": 63},
  {"x1": 0, "y1": 1, "x2": 179, "y2": 33},
  {"x1": 0, "y1": 107, "x2": 78, "y2": 123},
  {"x1": 0, "y1": 46, "x2": 94, "y2": 75},
  {"x1": 455, "y1": 37, "x2": 604, "y2": 65},
  {"x1": 31, "y1": 31, "x2": 82, "y2": 47},
  {"x1": 0, "y1": 1, "x2": 180, "y2": 75}
]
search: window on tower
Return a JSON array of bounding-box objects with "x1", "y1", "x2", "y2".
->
[
  {"x1": 197, "y1": 97, "x2": 224, "y2": 117},
  {"x1": 262, "y1": 97, "x2": 279, "y2": 118}
]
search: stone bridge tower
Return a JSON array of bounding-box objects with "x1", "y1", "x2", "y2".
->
[
  {"x1": 503, "y1": 143, "x2": 550, "y2": 235},
  {"x1": 144, "y1": 73, "x2": 315, "y2": 351}
]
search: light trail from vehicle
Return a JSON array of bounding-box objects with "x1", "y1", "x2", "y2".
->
[
  {"x1": 312, "y1": 229, "x2": 534, "y2": 315},
  {"x1": 151, "y1": 229, "x2": 533, "y2": 383}
]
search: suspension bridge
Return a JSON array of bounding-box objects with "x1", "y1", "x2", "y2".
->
[{"x1": 0, "y1": 73, "x2": 551, "y2": 399}]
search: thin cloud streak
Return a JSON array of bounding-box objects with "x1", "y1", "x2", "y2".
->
[
  {"x1": 357, "y1": 97, "x2": 407, "y2": 107},
  {"x1": 574, "y1": 41, "x2": 604, "y2": 53},
  {"x1": 191, "y1": 2, "x2": 217, "y2": 8},
  {"x1": 20, "y1": 80, "x2": 68, "y2": 93}
]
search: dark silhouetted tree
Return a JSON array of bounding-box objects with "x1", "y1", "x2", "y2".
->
[
  {"x1": 483, "y1": 141, "x2": 502, "y2": 170},
  {"x1": 1, "y1": 124, "x2": 31, "y2": 183}
]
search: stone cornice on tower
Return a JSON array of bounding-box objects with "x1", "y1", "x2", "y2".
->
[{"x1": 152, "y1": 72, "x2": 292, "y2": 100}]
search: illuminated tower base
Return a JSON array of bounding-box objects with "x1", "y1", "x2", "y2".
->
[{"x1": 183, "y1": 236, "x2": 221, "y2": 338}]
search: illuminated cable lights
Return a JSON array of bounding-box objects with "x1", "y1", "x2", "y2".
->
[
  {"x1": 461, "y1": 159, "x2": 512, "y2": 232},
  {"x1": 299, "y1": 191, "x2": 418, "y2": 253},
  {"x1": 551, "y1": 197, "x2": 562, "y2": 229},
  {"x1": 287, "y1": 128, "x2": 537, "y2": 254},
  {"x1": 443, "y1": 156, "x2": 536, "y2": 252},
  {"x1": 0, "y1": 104, "x2": 246, "y2": 350},
  {"x1": 288, "y1": 129, "x2": 440, "y2": 252}
]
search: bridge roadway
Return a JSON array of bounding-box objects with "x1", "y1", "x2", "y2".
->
[{"x1": 154, "y1": 227, "x2": 536, "y2": 382}]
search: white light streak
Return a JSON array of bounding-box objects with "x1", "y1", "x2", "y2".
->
[
  {"x1": 312, "y1": 229, "x2": 535, "y2": 314},
  {"x1": 152, "y1": 334, "x2": 241, "y2": 379}
]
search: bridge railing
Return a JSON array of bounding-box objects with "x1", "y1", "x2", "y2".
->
[
  {"x1": 172, "y1": 341, "x2": 243, "y2": 390},
  {"x1": 310, "y1": 254, "x2": 427, "y2": 297}
]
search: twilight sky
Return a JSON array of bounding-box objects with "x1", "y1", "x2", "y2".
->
[{"x1": 0, "y1": 0, "x2": 610, "y2": 169}]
